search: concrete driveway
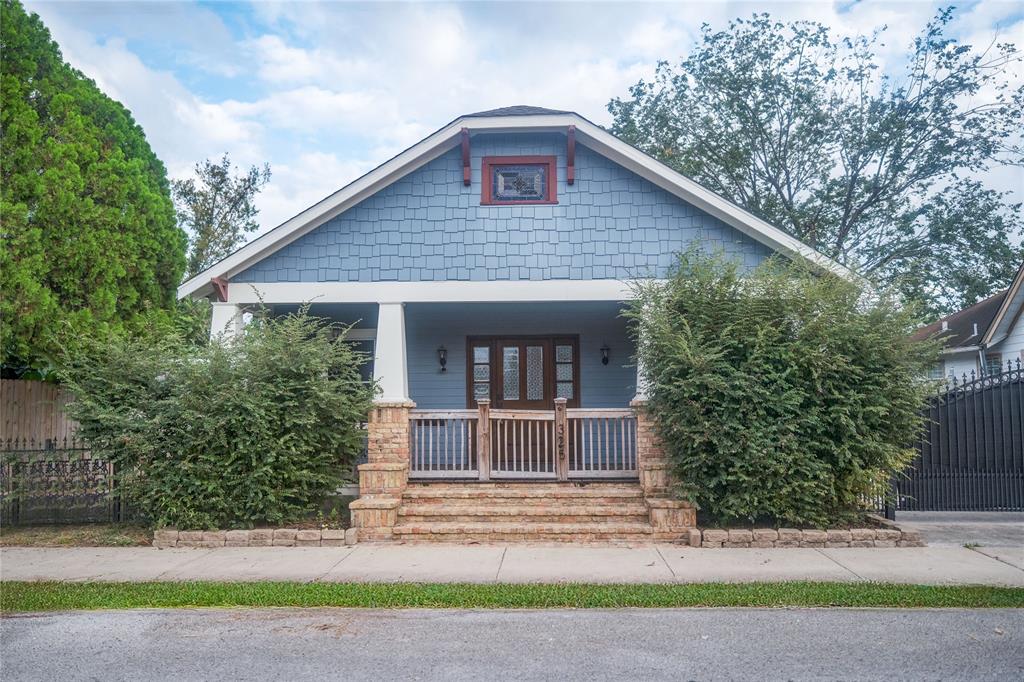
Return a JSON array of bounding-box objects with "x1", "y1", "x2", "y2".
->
[{"x1": 896, "y1": 512, "x2": 1024, "y2": 547}]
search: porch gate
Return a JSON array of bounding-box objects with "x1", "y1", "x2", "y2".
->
[{"x1": 409, "y1": 399, "x2": 638, "y2": 480}]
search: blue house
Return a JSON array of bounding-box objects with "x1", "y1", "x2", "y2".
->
[{"x1": 179, "y1": 106, "x2": 850, "y2": 542}]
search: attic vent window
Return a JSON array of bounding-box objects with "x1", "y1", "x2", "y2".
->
[{"x1": 481, "y1": 156, "x2": 557, "y2": 205}]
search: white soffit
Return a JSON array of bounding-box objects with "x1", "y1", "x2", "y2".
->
[{"x1": 227, "y1": 279, "x2": 637, "y2": 304}]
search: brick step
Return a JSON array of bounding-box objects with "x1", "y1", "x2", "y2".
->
[
  {"x1": 402, "y1": 497, "x2": 648, "y2": 508},
  {"x1": 403, "y1": 487, "x2": 644, "y2": 502},
  {"x1": 405, "y1": 482, "x2": 640, "y2": 490},
  {"x1": 391, "y1": 521, "x2": 655, "y2": 542},
  {"x1": 399, "y1": 514, "x2": 651, "y2": 525},
  {"x1": 393, "y1": 534, "x2": 658, "y2": 543},
  {"x1": 399, "y1": 506, "x2": 650, "y2": 525},
  {"x1": 399, "y1": 502, "x2": 650, "y2": 517}
]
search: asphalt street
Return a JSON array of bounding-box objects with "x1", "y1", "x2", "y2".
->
[{"x1": 3, "y1": 607, "x2": 1022, "y2": 681}]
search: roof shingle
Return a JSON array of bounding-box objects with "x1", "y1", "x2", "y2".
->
[
  {"x1": 464, "y1": 105, "x2": 573, "y2": 118},
  {"x1": 910, "y1": 291, "x2": 1007, "y2": 346}
]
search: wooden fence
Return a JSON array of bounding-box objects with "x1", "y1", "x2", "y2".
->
[{"x1": 0, "y1": 379, "x2": 78, "y2": 444}]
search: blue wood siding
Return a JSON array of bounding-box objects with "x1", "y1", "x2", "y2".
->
[
  {"x1": 405, "y1": 302, "x2": 634, "y2": 409},
  {"x1": 271, "y1": 302, "x2": 379, "y2": 328},
  {"x1": 234, "y1": 132, "x2": 772, "y2": 284}
]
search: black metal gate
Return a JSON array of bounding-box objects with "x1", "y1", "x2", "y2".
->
[
  {"x1": 897, "y1": 361, "x2": 1023, "y2": 511},
  {"x1": 0, "y1": 438, "x2": 126, "y2": 525}
]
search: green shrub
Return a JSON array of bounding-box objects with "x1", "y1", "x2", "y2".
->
[
  {"x1": 61, "y1": 308, "x2": 374, "y2": 529},
  {"x1": 627, "y1": 251, "x2": 939, "y2": 526}
]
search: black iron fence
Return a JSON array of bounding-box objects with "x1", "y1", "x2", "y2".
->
[
  {"x1": 0, "y1": 437, "x2": 126, "y2": 525},
  {"x1": 896, "y1": 359, "x2": 1024, "y2": 512}
]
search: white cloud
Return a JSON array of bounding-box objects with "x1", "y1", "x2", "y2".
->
[
  {"x1": 624, "y1": 19, "x2": 690, "y2": 60},
  {"x1": 221, "y1": 86, "x2": 380, "y2": 131},
  {"x1": 246, "y1": 34, "x2": 371, "y2": 85},
  {"x1": 255, "y1": 152, "x2": 374, "y2": 230}
]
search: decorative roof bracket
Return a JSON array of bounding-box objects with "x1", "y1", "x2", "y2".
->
[
  {"x1": 461, "y1": 127, "x2": 471, "y2": 186},
  {"x1": 210, "y1": 276, "x2": 229, "y2": 302},
  {"x1": 567, "y1": 125, "x2": 576, "y2": 185}
]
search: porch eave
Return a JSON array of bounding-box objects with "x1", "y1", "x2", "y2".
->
[{"x1": 224, "y1": 279, "x2": 646, "y2": 305}]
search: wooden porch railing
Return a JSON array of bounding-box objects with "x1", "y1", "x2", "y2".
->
[
  {"x1": 566, "y1": 409, "x2": 638, "y2": 477},
  {"x1": 409, "y1": 400, "x2": 637, "y2": 481},
  {"x1": 408, "y1": 410, "x2": 478, "y2": 478},
  {"x1": 488, "y1": 407, "x2": 557, "y2": 479}
]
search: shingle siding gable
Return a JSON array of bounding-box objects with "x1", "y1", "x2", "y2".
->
[{"x1": 234, "y1": 132, "x2": 772, "y2": 284}]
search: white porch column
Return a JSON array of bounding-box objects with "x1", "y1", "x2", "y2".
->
[
  {"x1": 633, "y1": 315, "x2": 651, "y2": 402},
  {"x1": 373, "y1": 302, "x2": 410, "y2": 403},
  {"x1": 210, "y1": 302, "x2": 245, "y2": 341}
]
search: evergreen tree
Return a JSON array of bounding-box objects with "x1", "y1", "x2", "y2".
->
[{"x1": 0, "y1": 0, "x2": 186, "y2": 374}]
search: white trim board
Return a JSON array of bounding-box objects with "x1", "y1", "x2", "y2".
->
[
  {"x1": 982, "y1": 261, "x2": 1024, "y2": 346},
  {"x1": 228, "y1": 279, "x2": 637, "y2": 304},
  {"x1": 178, "y1": 111, "x2": 856, "y2": 300}
]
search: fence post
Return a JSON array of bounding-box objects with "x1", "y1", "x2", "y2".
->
[
  {"x1": 477, "y1": 399, "x2": 491, "y2": 481},
  {"x1": 554, "y1": 398, "x2": 568, "y2": 481},
  {"x1": 1, "y1": 460, "x2": 17, "y2": 526}
]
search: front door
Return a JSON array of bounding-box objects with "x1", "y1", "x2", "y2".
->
[
  {"x1": 466, "y1": 336, "x2": 579, "y2": 409},
  {"x1": 496, "y1": 339, "x2": 550, "y2": 409}
]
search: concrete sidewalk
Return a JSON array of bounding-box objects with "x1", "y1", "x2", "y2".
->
[{"x1": 2, "y1": 543, "x2": 1022, "y2": 586}]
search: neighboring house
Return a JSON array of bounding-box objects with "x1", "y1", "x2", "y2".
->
[
  {"x1": 177, "y1": 106, "x2": 853, "y2": 542},
  {"x1": 912, "y1": 260, "x2": 1024, "y2": 381}
]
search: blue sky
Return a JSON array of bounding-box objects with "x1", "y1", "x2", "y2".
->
[{"x1": 26, "y1": 1, "x2": 1024, "y2": 235}]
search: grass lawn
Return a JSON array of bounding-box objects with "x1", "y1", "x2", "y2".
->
[
  {"x1": 2, "y1": 581, "x2": 1022, "y2": 612},
  {"x1": 0, "y1": 524, "x2": 151, "y2": 548}
]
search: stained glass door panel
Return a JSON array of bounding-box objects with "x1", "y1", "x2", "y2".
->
[{"x1": 495, "y1": 340, "x2": 550, "y2": 409}]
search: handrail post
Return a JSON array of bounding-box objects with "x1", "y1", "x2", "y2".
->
[
  {"x1": 477, "y1": 399, "x2": 491, "y2": 481},
  {"x1": 554, "y1": 398, "x2": 568, "y2": 481}
]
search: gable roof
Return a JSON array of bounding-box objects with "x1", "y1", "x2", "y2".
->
[
  {"x1": 465, "y1": 105, "x2": 573, "y2": 117},
  {"x1": 911, "y1": 292, "x2": 1006, "y2": 348},
  {"x1": 178, "y1": 107, "x2": 857, "y2": 299},
  {"x1": 911, "y1": 259, "x2": 1024, "y2": 351},
  {"x1": 982, "y1": 259, "x2": 1024, "y2": 347}
]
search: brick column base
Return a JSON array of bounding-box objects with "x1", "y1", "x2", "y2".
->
[
  {"x1": 350, "y1": 400, "x2": 414, "y2": 541},
  {"x1": 631, "y1": 398, "x2": 696, "y2": 541}
]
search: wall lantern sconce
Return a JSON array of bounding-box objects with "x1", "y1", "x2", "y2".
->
[
  {"x1": 600, "y1": 345, "x2": 610, "y2": 366},
  {"x1": 438, "y1": 346, "x2": 448, "y2": 372}
]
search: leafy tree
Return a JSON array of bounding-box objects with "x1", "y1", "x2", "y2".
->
[
  {"x1": 61, "y1": 307, "x2": 374, "y2": 529},
  {"x1": 173, "y1": 154, "x2": 271, "y2": 278},
  {"x1": 628, "y1": 250, "x2": 940, "y2": 526},
  {"x1": 610, "y1": 9, "x2": 1023, "y2": 316},
  {"x1": 0, "y1": 0, "x2": 186, "y2": 375}
]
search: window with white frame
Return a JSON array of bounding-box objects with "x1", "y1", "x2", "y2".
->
[{"x1": 983, "y1": 353, "x2": 1002, "y2": 376}]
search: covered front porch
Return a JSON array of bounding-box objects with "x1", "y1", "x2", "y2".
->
[
  {"x1": 210, "y1": 282, "x2": 689, "y2": 540},
  {"x1": 403, "y1": 301, "x2": 639, "y2": 481}
]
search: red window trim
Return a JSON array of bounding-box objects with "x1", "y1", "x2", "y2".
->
[{"x1": 481, "y1": 155, "x2": 558, "y2": 205}]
